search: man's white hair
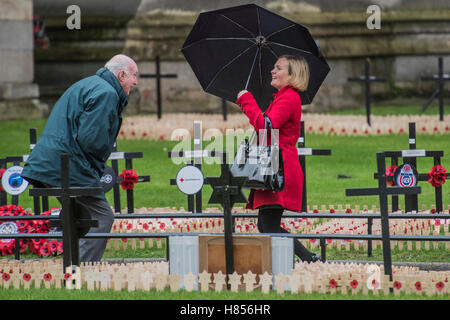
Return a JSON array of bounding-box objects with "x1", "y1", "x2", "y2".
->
[{"x1": 104, "y1": 54, "x2": 134, "y2": 76}]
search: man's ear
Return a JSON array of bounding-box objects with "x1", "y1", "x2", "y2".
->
[{"x1": 118, "y1": 70, "x2": 126, "y2": 82}]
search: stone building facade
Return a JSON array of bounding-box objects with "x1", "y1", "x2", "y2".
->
[
  {"x1": 25, "y1": 1, "x2": 450, "y2": 116},
  {"x1": 0, "y1": 0, "x2": 47, "y2": 120}
]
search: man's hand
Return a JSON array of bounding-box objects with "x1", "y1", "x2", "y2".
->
[{"x1": 237, "y1": 90, "x2": 248, "y2": 100}]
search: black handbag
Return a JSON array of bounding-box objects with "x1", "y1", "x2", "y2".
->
[{"x1": 230, "y1": 115, "x2": 285, "y2": 191}]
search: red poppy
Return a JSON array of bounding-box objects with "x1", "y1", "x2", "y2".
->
[
  {"x1": 2, "y1": 273, "x2": 10, "y2": 281},
  {"x1": 64, "y1": 273, "x2": 72, "y2": 281},
  {"x1": 428, "y1": 165, "x2": 447, "y2": 188},
  {"x1": 56, "y1": 241, "x2": 63, "y2": 254},
  {"x1": 329, "y1": 208, "x2": 335, "y2": 213},
  {"x1": 345, "y1": 208, "x2": 352, "y2": 213},
  {"x1": 350, "y1": 280, "x2": 358, "y2": 289},
  {"x1": 393, "y1": 281, "x2": 402, "y2": 290},
  {"x1": 43, "y1": 273, "x2": 52, "y2": 281},
  {"x1": 414, "y1": 281, "x2": 422, "y2": 291},
  {"x1": 23, "y1": 273, "x2": 31, "y2": 282},
  {"x1": 329, "y1": 279, "x2": 338, "y2": 288},
  {"x1": 48, "y1": 240, "x2": 59, "y2": 254},
  {"x1": 39, "y1": 244, "x2": 51, "y2": 256},
  {"x1": 385, "y1": 165, "x2": 398, "y2": 186},
  {"x1": 119, "y1": 169, "x2": 139, "y2": 190},
  {"x1": 436, "y1": 281, "x2": 445, "y2": 291}
]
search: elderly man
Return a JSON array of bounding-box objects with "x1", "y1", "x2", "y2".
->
[{"x1": 21, "y1": 54, "x2": 138, "y2": 262}]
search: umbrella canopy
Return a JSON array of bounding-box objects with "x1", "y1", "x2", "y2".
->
[{"x1": 181, "y1": 4, "x2": 330, "y2": 111}]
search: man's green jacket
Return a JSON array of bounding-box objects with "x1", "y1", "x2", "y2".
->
[{"x1": 21, "y1": 67, "x2": 128, "y2": 199}]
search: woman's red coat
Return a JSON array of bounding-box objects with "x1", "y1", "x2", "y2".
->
[{"x1": 236, "y1": 86, "x2": 304, "y2": 212}]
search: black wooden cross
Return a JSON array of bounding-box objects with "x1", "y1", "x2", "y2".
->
[
  {"x1": 0, "y1": 158, "x2": 6, "y2": 206},
  {"x1": 168, "y1": 121, "x2": 227, "y2": 212},
  {"x1": 1, "y1": 128, "x2": 50, "y2": 210},
  {"x1": 298, "y1": 121, "x2": 331, "y2": 212},
  {"x1": 139, "y1": 55, "x2": 178, "y2": 119},
  {"x1": 421, "y1": 57, "x2": 449, "y2": 121},
  {"x1": 348, "y1": 58, "x2": 386, "y2": 126},
  {"x1": 221, "y1": 99, "x2": 228, "y2": 121},
  {"x1": 29, "y1": 154, "x2": 101, "y2": 271},
  {"x1": 107, "y1": 143, "x2": 151, "y2": 214},
  {"x1": 28, "y1": 128, "x2": 49, "y2": 214},
  {"x1": 374, "y1": 122, "x2": 449, "y2": 213},
  {"x1": 208, "y1": 161, "x2": 246, "y2": 282},
  {"x1": 346, "y1": 152, "x2": 421, "y2": 280}
]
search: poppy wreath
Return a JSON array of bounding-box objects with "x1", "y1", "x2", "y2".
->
[
  {"x1": 0, "y1": 168, "x2": 5, "y2": 191},
  {"x1": 0, "y1": 205, "x2": 31, "y2": 256},
  {"x1": 28, "y1": 209, "x2": 63, "y2": 257},
  {"x1": 428, "y1": 165, "x2": 447, "y2": 188},
  {"x1": 119, "y1": 169, "x2": 139, "y2": 190},
  {"x1": 385, "y1": 165, "x2": 398, "y2": 186}
]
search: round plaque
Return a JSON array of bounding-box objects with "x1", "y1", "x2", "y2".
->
[
  {"x1": 1, "y1": 166, "x2": 29, "y2": 195},
  {"x1": 176, "y1": 165, "x2": 204, "y2": 195}
]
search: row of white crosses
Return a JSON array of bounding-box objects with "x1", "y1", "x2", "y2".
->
[
  {"x1": 1, "y1": 259, "x2": 449, "y2": 296},
  {"x1": 116, "y1": 113, "x2": 450, "y2": 141},
  {"x1": 106, "y1": 205, "x2": 448, "y2": 253},
  {"x1": 306, "y1": 211, "x2": 449, "y2": 252},
  {"x1": 301, "y1": 114, "x2": 450, "y2": 136},
  {"x1": 293, "y1": 261, "x2": 450, "y2": 296},
  {"x1": 118, "y1": 113, "x2": 250, "y2": 141}
]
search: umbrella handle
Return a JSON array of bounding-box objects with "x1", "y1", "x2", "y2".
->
[{"x1": 245, "y1": 47, "x2": 260, "y2": 90}]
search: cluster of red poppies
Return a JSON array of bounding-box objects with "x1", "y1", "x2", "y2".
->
[
  {"x1": 0, "y1": 205, "x2": 63, "y2": 257},
  {"x1": 385, "y1": 165, "x2": 398, "y2": 186},
  {"x1": 119, "y1": 169, "x2": 139, "y2": 190},
  {"x1": 0, "y1": 205, "x2": 29, "y2": 256},
  {"x1": 428, "y1": 165, "x2": 447, "y2": 188}
]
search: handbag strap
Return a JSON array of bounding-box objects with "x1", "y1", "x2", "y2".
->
[{"x1": 262, "y1": 115, "x2": 280, "y2": 147}]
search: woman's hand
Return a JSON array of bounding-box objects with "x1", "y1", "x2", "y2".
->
[{"x1": 237, "y1": 90, "x2": 248, "y2": 100}]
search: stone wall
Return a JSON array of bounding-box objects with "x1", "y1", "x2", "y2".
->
[
  {"x1": 33, "y1": 0, "x2": 450, "y2": 115},
  {"x1": 0, "y1": 0, "x2": 47, "y2": 120}
]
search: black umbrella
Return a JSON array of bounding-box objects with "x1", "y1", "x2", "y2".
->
[{"x1": 181, "y1": 3, "x2": 330, "y2": 111}]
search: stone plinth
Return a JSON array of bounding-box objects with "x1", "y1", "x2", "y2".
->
[{"x1": 0, "y1": 0, "x2": 47, "y2": 120}]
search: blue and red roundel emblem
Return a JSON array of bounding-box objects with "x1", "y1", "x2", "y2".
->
[{"x1": 394, "y1": 164, "x2": 418, "y2": 187}]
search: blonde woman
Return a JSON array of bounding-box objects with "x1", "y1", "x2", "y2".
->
[{"x1": 236, "y1": 55, "x2": 320, "y2": 262}]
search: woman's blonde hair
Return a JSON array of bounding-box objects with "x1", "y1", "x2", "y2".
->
[{"x1": 279, "y1": 54, "x2": 309, "y2": 92}]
